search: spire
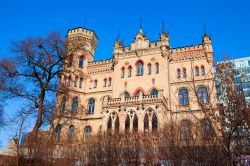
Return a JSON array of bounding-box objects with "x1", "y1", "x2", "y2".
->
[
  {"x1": 162, "y1": 20, "x2": 166, "y2": 33},
  {"x1": 114, "y1": 30, "x2": 123, "y2": 48},
  {"x1": 139, "y1": 18, "x2": 143, "y2": 34}
]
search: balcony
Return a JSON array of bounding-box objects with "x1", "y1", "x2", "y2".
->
[{"x1": 104, "y1": 90, "x2": 168, "y2": 108}]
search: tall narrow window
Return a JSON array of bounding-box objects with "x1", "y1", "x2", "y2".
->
[
  {"x1": 201, "y1": 66, "x2": 205, "y2": 76},
  {"x1": 74, "y1": 77, "x2": 78, "y2": 87},
  {"x1": 128, "y1": 66, "x2": 132, "y2": 77},
  {"x1": 107, "y1": 116, "x2": 112, "y2": 133},
  {"x1": 87, "y1": 98, "x2": 95, "y2": 114},
  {"x1": 181, "y1": 120, "x2": 191, "y2": 140},
  {"x1": 115, "y1": 117, "x2": 119, "y2": 133},
  {"x1": 84, "y1": 126, "x2": 92, "y2": 143},
  {"x1": 55, "y1": 124, "x2": 62, "y2": 141},
  {"x1": 148, "y1": 63, "x2": 152, "y2": 75},
  {"x1": 144, "y1": 113, "x2": 149, "y2": 133},
  {"x1": 79, "y1": 78, "x2": 83, "y2": 88},
  {"x1": 121, "y1": 67, "x2": 125, "y2": 78},
  {"x1": 67, "y1": 54, "x2": 73, "y2": 68},
  {"x1": 68, "y1": 125, "x2": 75, "y2": 143},
  {"x1": 125, "y1": 115, "x2": 130, "y2": 133},
  {"x1": 108, "y1": 78, "x2": 112, "y2": 86},
  {"x1": 152, "y1": 112, "x2": 158, "y2": 132},
  {"x1": 72, "y1": 97, "x2": 78, "y2": 112},
  {"x1": 61, "y1": 96, "x2": 66, "y2": 112},
  {"x1": 133, "y1": 114, "x2": 138, "y2": 133},
  {"x1": 67, "y1": 77, "x2": 71, "y2": 87},
  {"x1": 155, "y1": 63, "x2": 159, "y2": 74},
  {"x1": 79, "y1": 56, "x2": 84, "y2": 68},
  {"x1": 195, "y1": 66, "x2": 199, "y2": 76},
  {"x1": 183, "y1": 68, "x2": 187, "y2": 78},
  {"x1": 198, "y1": 87, "x2": 208, "y2": 104},
  {"x1": 94, "y1": 80, "x2": 97, "y2": 88},
  {"x1": 103, "y1": 78, "x2": 107, "y2": 87},
  {"x1": 89, "y1": 81, "x2": 93, "y2": 89},
  {"x1": 136, "y1": 61, "x2": 144, "y2": 76},
  {"x1": 179, "y1": 89, "x2": 189, "y2": 105},
  {"x1": 177, "y1": 69, "x2": 181, "y2": 78}
]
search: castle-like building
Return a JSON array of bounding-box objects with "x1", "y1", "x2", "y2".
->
[{"x1": 54, "y1": 25, "x2": 219, "y2": 142}]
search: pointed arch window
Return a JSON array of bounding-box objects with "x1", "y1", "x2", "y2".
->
[
  {"x1": 201, "y1": 66, "x2": 205, "y2": 76},
  {"x1": 148, "y1": 63, "x2": 152, "y2": 75},
  {"x1": 121, "y1": 67, "x2": 125, "y2": 78},
  {"x1": 123, "y1": 91, "x2": 130, "y2": 98},
  {"x1": 144, "y1": 114, "x2": 149, "y2": 133},
  {"x1": 61, "y1": 96, "x2": 66, "y2": 112},
  {"x1": 179, "y1": 89, "x2": 189, "y2": 105},
  {"x1": 183, "y1": 68, "x2": 187, "y2": 78},
  {"x1": 181, "y1": 120, "x2": 191, "y2": 140},
  {"x1": 195, "y1": 66, "x2": 199, "y2": 76},
  {"x1": 115, "y1": 117, "x2": 119, "y2": 133},
  {"x1": 87, "y1": 98, "x2": 95, "y2": 114},
  {"x1": 55, "y1": 124, "x2": 62, "y2": 141},
  {"x1": 108, "y1": 78, "x2": 112, "y2": 86},
  {"x1": 155, "y1": 63, "x2": 159, "y2": 74},
  {"x1": 79, "y1": 78, "x2": 83, "y2": 88},
  {"x1": 68, "y1": 125, "x2": 75, "y2": 143},
  {"x1": 128, "y1": 66, "x2": 132, "y2": 77},
  {"x1": 177, "y1": 69, "x2": 181, "y2": 78},
  {"x1": 84, "y1": 126, "x2": 92, "y2": 143},
  {"x1": 74, "y1": 77, "x2": 78, "y2": 87},
  {"x1": 152, "y1": 112, "x2": 158, "y2": 132},
  {"x1": 72, "y1": 97, "x2": 78, "y2": 112},
  {"x1": 198, "y1": 87, "x2": 209, "y2": 104},
  {"x1": 150, "y1": 89, "x2": 158, "y2": 96},
  {"x1": 79, "y1": 56, "x2": 84, "y2": 68},
  {"x1": 89, "y1": 80, "x2": 93, "y2": 89},
  {"x1": 107, "y1": 116, "x2": 112, "y2": 133},
  {"x1": 103, "y1": 78, "x2": 107, "y2": 87},
  {"x1": 133, "y1": 114, "x2": 138, "y2": 133},
  {"x1": 94, "y1": 80, "x2": 97, "y2": 88},
  {"x1": 125, "y1": 115, "x2": 130, "y2": 133},
  {"x1": 136, "y1": 61, "x2": 144, "y2": 76}
]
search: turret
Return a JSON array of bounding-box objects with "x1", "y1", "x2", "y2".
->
[
  {"x1": 202, "y1": 32, "x2": 213, "y2": 63},
  {"x1": 66, "y1": 27, "x2": 98, "y2": 62}
]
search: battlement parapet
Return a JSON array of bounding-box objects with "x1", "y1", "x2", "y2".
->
[{"x1": 67, "y1": 27, "x2": 98, "y2": 41}]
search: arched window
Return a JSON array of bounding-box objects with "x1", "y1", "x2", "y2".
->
[
  {"x1": 84, "y1": 126, "x2": 92, "y2": 143},
  {"x1": 87, "y1": 98, "x2": 95, "y2": 114},
  {"x1": 148, "y1": 63, "x2": 152, "y2": 75},
  {"x1": 123, "y1": 91, "x2": 130, "y2": 98},
  {"x1": 136, "y1": 61, "x2": 144, "y2": 76},
  {"x1": 108, "y1": 78, "x2": 112, "y2": 86},
  {"x1": 79, "y1": 78, "x2": 83, "y2": 88},
  {"x1": 152, "y1": 112, "x2": 158, "y2": 132},
  {"x1": 67, "y1": 54, "x2": 73, "y2": 68},
  {"x1": 195, "y1": 66, "x2": 199, "y2": 76},
  {"x1": 144, "y1": 114, "x2": 149, "y2": 133},
  {"x1": 183, "y1": 68, "x2": 187, "y2": 78},
  {"x1": 125, "y1": 115, "x2": 130, "y2": 133},
  {"x1": 177, "y1": 69, "x2": 181, "y2": 78},
  {"x1": 72, "y1": 97, "x2": 78, "y2": 112},
  {"x1": 135, "y1": 90, "x2": 144, "y2": 97},
  {"x1": 68, "y1": 125, "x2": 75, "y2": 143},
  {"x1": 150, "y1": 89, "x2": 158, "y2": 96},
  {"x1": 55, "y1": 124, "x2": 62, "y2": 141},
  {"x1": 89, "y1": 80, "x2": 93, "y2": 89},
  {"x1": 103, "y1": 78, "x2": 107, "y2": 87},
  {"x1": 133, "y1": 114, "x2": 138, "y2": 133},
  {"x1": 121, "y1": 67, "x2": 125, "y2": 78},
  {"x1": 201, "y1": 66, "x2": 205, "y2": 76},
  {"x1": 198, "y1": 87, "x2": 209, "y2": 104},
  {"x1": 61, "y1": 96, "x2": 66, "y2": 112},
  {"x1": 94, "y1": 80, "x2": 97, "y2": 88},
  {"x1": 201, "y1": 118, "x2": 213, "y2": 139},
  {"x1": 74, "y1": 77, "x2": 78, "y2": 87},
  {"x1": 179, "y1": 89, "x2": 189, "y2": 105},
  {"x1": 155, "y1": 63, "x2": 159, "y2": 74},
  {"x1": 67, "y1": 77, "x2": 71, "y2": 87},
  {"x1": 115, "y1": 117, "x2": 119, "y2": 133},
  {"x1": 180, "y1": 120, "x2": 191, "y2": 140},
  {"x1": 79, "y1": 56, "x2": 84, "y2": 68},
  {"x1": 107, "y1": 116, "x2": 112, "y2": 132},
  {"x1": 128, "y1": 66, "x2": 132, "y2": 77}
]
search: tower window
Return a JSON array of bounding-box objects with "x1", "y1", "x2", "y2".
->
[
  {"x1": 108, "y1": 78, "x2": 112, "y2": 86},
  {"x1": 121, "y1": 67, "x2": 125, "y2": 78},
  {"x1": 148, "y1": 63, "x2": 152, "y2": 75},
  {"x1": 155, "y1": 63, "x2": 159, "y2": 74},
  {"x1": 79, "y1": 55, "x2": 84, "y2": 68},
  {"x1": 177, "y1": 69, "x2": 181, "y2": 78},
  {"x1": 94, "y1": 80, "x2": 97, "y2": 88},
  {"x1": 103, "y1": 78, "x2": 107, "y2": 87},
  {"x1": 183, "y1": 68, "x2": 187, "y2": 78},
  {"x1": 128, "y1": 66, "x2": 132, "y2": 77},
  {"x1": 201, "y1": 66, "x2": 205, "y2": 76},
  {"x1": 72, "y1": 97, "x2": 78, "y2": 112},
  {"x1": 61, "y1": 96, "x2": 66, "y2": 112},
  {"x1": 79, "y1": 78, "x2": 83, "y2": 88},
  {"x1": 87, "y1": 98, "x2": 95, "y2": 114},
  {"x1": 195, "y1": 66, "x2": 199, "y2": 76}
]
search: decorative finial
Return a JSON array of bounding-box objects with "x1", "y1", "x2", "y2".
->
[
  {"x1": 203, "y1": 24, "x2": 207, "y2": 35},
  {"x1": 116, "y1": 30, "x2": 120, "y2": 41},
  {"x1": 139, "y1": 18, "x2": 143, "y2": 33},
  {"x1": 162, "y1": 20, "x2": 166, "y2": 33}
]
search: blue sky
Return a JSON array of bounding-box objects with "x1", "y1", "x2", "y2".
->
[{"x1": 0, "y1": 0, "x2": 250, "y2": 149}]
